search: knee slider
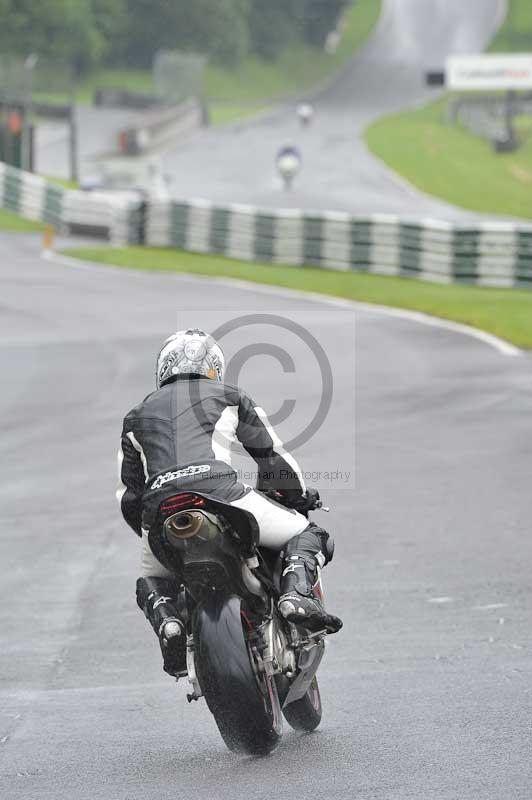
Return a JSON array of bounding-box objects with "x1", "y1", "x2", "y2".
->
[
  {"x1": 284, "y1": 523, "x2": 334, "y2": 566},
  {"x1": 306, "y1": 522, "x2": 335, "y2": 565},
  {"x1": 303, "y1": 522, "x2": 334, "y2": 564}
]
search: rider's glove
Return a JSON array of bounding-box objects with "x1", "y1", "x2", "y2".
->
[
  {"x1": 289, "y1": 487, "x2": 321, "y2": 513},
  {"x1": 264, "y1": 487, "x2": 321, "y2": 512}
]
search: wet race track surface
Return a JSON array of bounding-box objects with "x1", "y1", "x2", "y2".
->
[
  {"x1": 1, "y1": 233, "x2": 531, "y2": 799},
  {"x1": 3, "y1": 2, "x2": 532, "y2": 798}
]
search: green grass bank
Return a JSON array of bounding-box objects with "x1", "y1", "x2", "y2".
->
[
  {"x1": 490, "y1": 0, "x2": 532, "y2": 52},
  {"x1": 0, "y1": 209, "x2": 45, "y2": 232},
  {"x1": 365, "y1": 0, "x2": 532, "y2": 220},
  {"x1": 61, "y1": 246, "x2": 532, "y2": 349},
  {"x1": 365, "y1": 97, "x2": 532, "y2": 221}
]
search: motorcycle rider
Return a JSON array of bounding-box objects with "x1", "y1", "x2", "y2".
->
[
  {"x1": 117, "y1": 328, "x2": 342, "y2": 676},
  {"x1": 276, "y1": 143, "x2": 301, "y2": 190}
]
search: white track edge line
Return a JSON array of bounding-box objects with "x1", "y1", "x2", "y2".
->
[{"x1": 44, "y1": 250, "x2": 522, "y2": 357}]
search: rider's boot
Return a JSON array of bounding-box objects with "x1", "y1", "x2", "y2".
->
[
  {"x1": 136, "y1": 577, "x2": 186, "y2": 676},
  {"x1": 278, "y1": 523, "x2": 343, "y2": 634}
]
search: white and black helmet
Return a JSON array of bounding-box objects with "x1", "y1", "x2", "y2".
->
[{"x1": 156, "y1": 329, "x2": 225, "y2": 388}]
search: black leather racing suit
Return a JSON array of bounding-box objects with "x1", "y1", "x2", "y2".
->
[{"x1": 117, "y1": 374, "x2": 308, "y2": 550}]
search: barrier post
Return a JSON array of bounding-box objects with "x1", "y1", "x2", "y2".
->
[{"x1": 42, "y1": 224, "x2": 55, "y2": 253}]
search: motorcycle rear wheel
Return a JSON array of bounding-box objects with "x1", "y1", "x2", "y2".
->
[{"x1": 193, "y1": 595, "x2": 283, "y2": 755}]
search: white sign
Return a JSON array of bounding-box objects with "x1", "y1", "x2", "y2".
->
[{"x1": 446, "y1": 54, "x2": 532, "y2": 91}]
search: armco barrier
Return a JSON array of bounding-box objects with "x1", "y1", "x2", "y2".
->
[
  {"x1": 0, "y1": 162, "x2": 143, "y2": 244},
  {"x1": 117, "y1": 99, "x2": 204, "y2": 156},
  {"x1": 145, "y1": 199, "x2": 532, "y2": 288},
  {"x1": 2, "y1": 160, "x2": 532, "y2": 289}
]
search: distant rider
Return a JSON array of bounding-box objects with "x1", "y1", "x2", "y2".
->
[{"x1": 117, "y1": 328, "x2": 342, "y2": 676}]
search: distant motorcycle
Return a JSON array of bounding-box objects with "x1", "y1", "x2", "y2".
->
[
  {"x1": 297, "y1": 102, "x2": 314, "y2": 127},
  {"x1": 148, "y1": 487, "x2": 333, "y2": 755},
  {"x1": 276, "y1": 144, "x2": 302, "y2": 191}
]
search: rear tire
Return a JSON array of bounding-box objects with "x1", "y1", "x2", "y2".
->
[
  {"x1": 193, "y1": 595, "x2": 283, "y2": 755},
  {"x1": 282, "y1": 675, "x2": 322, "y2": 732}
]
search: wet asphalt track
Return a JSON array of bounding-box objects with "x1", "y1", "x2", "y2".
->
[
  {"x1": 3, "y1": 2, "x2": 532, "y2": 798},
  {"x1": 1, "y1": 232, "x2": 531, "y2": 799}
]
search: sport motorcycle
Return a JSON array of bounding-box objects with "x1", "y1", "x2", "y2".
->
[{"x1": 148, "y1": 488, "x2": 334, "y2": 755}]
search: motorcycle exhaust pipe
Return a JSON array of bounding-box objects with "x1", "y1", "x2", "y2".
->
[{"x1": 165, "y1": 511, "x2": 204, "y2": 542}]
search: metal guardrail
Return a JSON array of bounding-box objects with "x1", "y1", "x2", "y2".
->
[
  {"x1": 448, "y1": 94, "x2": 532, "y2": 145},
  {"x1": 2, "y1": 162, "x2": 532, "y2": 288},
  {"x1": 117, "y1": 99, "x2": 205, "y2": 156}
]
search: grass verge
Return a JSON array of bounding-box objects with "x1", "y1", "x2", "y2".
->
[
  {"x1": 0, "y1": 209, "x2": 45, "y2": 232},
  {"x1": 60, "y1": 246, "x2": 532, "y2": 349},
  {"x1": 489, "y1": 0, "x2": 532, "y2": 52},
  {"x1": 42, "y1": 175, "x2": 79, "y2": 190},
  {"x1": 365, "y1": 97, "x2": 532, "y2": 220},
  {"x1": 365, "y1": 0, "x2": 532, "y2": 219}
]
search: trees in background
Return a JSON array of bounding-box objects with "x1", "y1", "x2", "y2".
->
[
  {"x1": 0, "y1": 0, "x2": 353, "y2": 74},
  {"x1": 119, "y1": 0, "x2": 251, "y2": 68},
  {"x1": 248, "y1": 0, "x2": 299, "y2": 61},
  {"x1": 247, "y1": 0, "x2": 350, "y2": 61},
  {"x1": 303, "y1": 0, "x2": 351, "y2": 46},
  {"x1": 0, "y1": 0, "x2": 126, "y2": 73}
]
